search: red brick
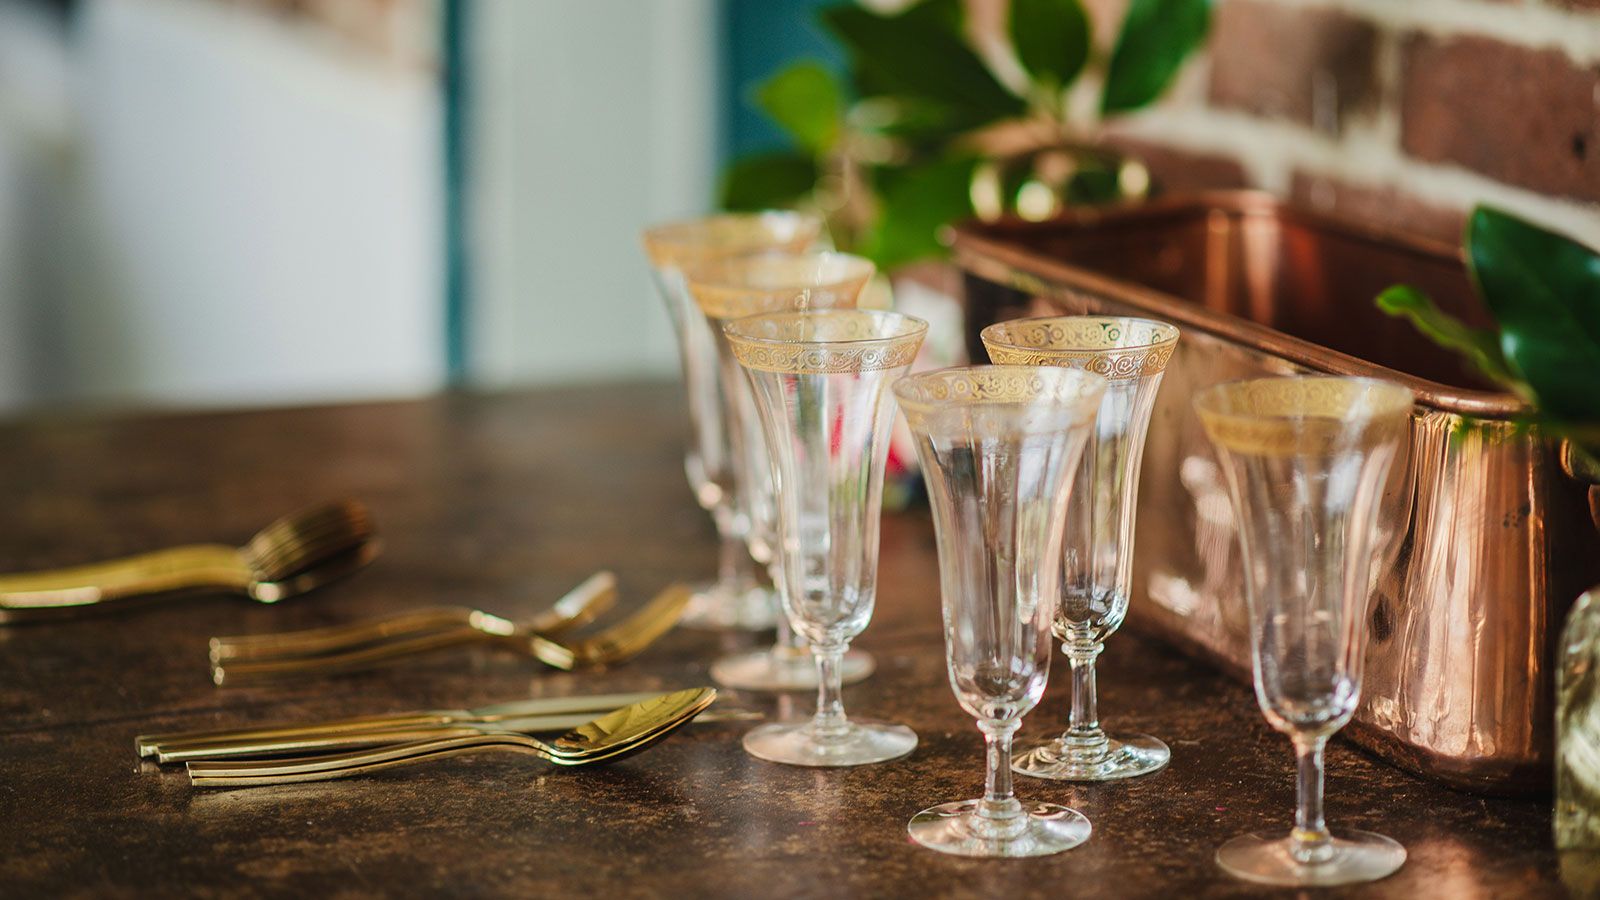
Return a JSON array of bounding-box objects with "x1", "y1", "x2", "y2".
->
[
  {"x1": 1207, "y1": 0, "x2": 1379, "y2": 133},
  {"x1": 1105, "y1": 135, "x2": 1251, "y2": 193},
  {"x1": 1289, "y1": 172, "x2": 1467, "y2": 245},
  {"x1": 1400, "y1": 34, "x2": 1600, "y2": 203}
]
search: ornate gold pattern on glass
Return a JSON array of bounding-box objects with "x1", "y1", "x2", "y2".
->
[
  {"x1": 892, "y1": 366, "x2": 1104, "y2": 409},
  {"x1": 1196, "y1": 376, "x2": 1416, "y2": 456},
  {"x1": 724, "y1": 310, "x2": 926, "y2": 374},
  {"x1": 641, "y1": 212, "x2": 821, "y2": 269},
  {"x1": 684, "y1": 251, "x2": 873, "y2": 321},
  {"x1": 982, "y1": 316, "x2": 1178, "y2": 379}
]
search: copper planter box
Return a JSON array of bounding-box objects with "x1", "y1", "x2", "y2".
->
[{"x1": 953, "y1": 191, "x2": 1600, "y2": 795}]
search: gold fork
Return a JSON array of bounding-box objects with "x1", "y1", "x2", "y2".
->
[
  {"x1": 210, "y1": 581, "x2": 692, "y2": 683},
  {"x1": 0, "y1": 500, "x2": 378, "y2": 620},
  {"x1": 209, "y1": 571, "x2": 619, "y2": 664}
]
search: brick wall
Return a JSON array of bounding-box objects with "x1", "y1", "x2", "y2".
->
[{"x1": 1043, "y1": 0, "x2": 1600, "y2": 247}]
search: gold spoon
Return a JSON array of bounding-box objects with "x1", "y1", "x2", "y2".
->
[
  {"x1": 0, "y1": 501, "x2": 378, "y2": 620},
  {"x1": 186, "y1": 687, "x2": 717, "y2": 788}
]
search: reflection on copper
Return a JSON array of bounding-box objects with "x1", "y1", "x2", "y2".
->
[{"x1": 955, "y1": 191, "x2": 1600, "y2": 795}]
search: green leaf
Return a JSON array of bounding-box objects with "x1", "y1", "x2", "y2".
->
[
  {"x1": 754, "y1": 61, "x2": 844, "y2": 155},
  {"x1": 901, "y1": 0, "x2": 963, "y2": 32},
  {"x1": 821, "y1": 3, "x2": 1025, "y2": 133},
  {"x1": 853, "y1": 96, "x2": 970, "y2": 145},
  {"x1": 1101, "y1": 0, "x2": 1211, "y2": 115},
  {"x1": 719, "y1": 152, "x2": 818, "y2": 212},
  {"x1": 862, "y1": 157, "x2": 978, "y2": 271},
  {"x1": 1468, "y1": 206, "x2": 1600, "y2": 421},
  {"x1": 1010, "y1": 0, "x2": 1090, "y2": 89},
  {"x1": 1375, "y1": 285, "x2": 1517, "y2": 387}
]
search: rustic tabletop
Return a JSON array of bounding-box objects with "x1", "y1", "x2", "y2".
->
[{"x1": 0, "y1": 382, "x2": 1568, "y2": 898}]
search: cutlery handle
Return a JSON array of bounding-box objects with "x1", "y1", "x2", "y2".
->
[
  {"x1": 137, "y1": 713, "x2": 464, "y2": 758},
  {"x1": 159, "y1": 726, "x2": 489, "y2": 763},
  {"x1": 187, "y1": 733, "x2": 557, "y2": 788},
  {"x1": 0, "y1": 544, "x2": 249, "y2": 610},
  {"x1": 157, "y1": 708, "x2": 760, "y2": 763},
  {"x1": 210, "y1": 607, "x2": 479, "y2": 663},
  {"x1": 211, "y1": 627, "x2": 489, "y2": 684}
]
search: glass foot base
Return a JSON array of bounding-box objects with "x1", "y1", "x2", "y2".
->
[
  {"x1": 1012, "y1": 732, "x2": 1170, "y2": 781},
  {"x1": 742, "y1": 720, "x2": 916, "y2": 767},
  {"x1": 908, "y1": 800, "x2": 1091, "y2": 858},
  {"x1": 680, "y1": 581, "x2": 777, "y2": 631},
  {"x1": 1216, "y1": 829, "x2": 1406, "y2": 887},
  {"x1": 710, "y1": 647, "x2": 875, "y2": 692}
]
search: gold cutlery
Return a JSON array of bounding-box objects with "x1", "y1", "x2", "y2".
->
[
  {"x1": 209, "y1": 580, "x2": 692, "y2": 683},
  {"x1": 209, "y1": 571, "x2": 619, "y2": 664},
  {"x1": 137, "y1": 689, "x2": 671, "y2": 757},
  {"x1": 185, "y1": 687, "x2": 717, "y2": 788},
  {"x1": 140, "y1": 700, "x2": 761, "y2": 764},
  {"x1": 0, "y1": 500, "x2": 377, "y2": 619}
]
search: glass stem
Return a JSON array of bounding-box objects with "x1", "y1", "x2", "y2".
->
[
  {"x1": 1063, "y1": 641, "x2": 1109, "y2": 759},
  {"x1": 1291, "y1": 735, "x2": 1334, "y2": 865},
  {"x1": 767, "y1": 560, "x2": 806, "y2": 659},
  {"x1": 810, "y1": 644, "x2": 849, "y2": 741},
  {"x1": 975, "y1": 720, "x2": 1026, "y2": 840},
  {"x1": 716, "y1": 531, "x2": 751, "y2": 589}
]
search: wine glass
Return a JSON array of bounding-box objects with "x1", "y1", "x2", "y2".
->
[
  {"x1": 895, "y1": 365, "x2": 1107, "y2": 857},
  {"x1": 1195, "y1": 375, "x2": 1412, "y2": 887},
  {"x1": 724, "y1": 309, "x2": 926, "y2": 766},
  {"x1": 981, "y1": 315, "x2": 1179, "y2": 781},
  {"x1": 684, "y1": 251, "x2": 879, "y2": 691},
  {"x1": 641, "y1": 212, "x2": 820, "y2": 630}
]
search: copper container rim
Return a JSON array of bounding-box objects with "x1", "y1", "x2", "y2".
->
[{"x1": 951, "y1": 190, "x2": 1523, "y2": 418}]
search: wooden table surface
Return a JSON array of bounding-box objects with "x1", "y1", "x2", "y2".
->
[{"x1": 0, "y1": 382, "x2": 1570, "y2": 898}]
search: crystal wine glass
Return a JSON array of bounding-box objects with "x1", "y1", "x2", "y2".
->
[
  {"x1": 641, "y1": 212, "x2": 820, "y2": 630},
  {"x1": 1195, "y1": 375, "x2": 1412, "y2": 887},
  {"x1": 895, "y1": 365, "x2": 1107, "y2": 857},
  {"x1": 982, "y1": 315, "x2": 1179, "y2": 781},
  {"x1": 684, "y1": 251, "x2": 879, "y2": 691},
  {"x1": 724, "y1": 309, "x2": 926, "y2": 766}
]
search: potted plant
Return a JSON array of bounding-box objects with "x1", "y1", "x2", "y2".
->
[{"x1": 720, "y1": 0, "x2": 1213, "y2": 273}]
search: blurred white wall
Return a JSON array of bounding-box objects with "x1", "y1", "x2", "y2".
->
[
  {"x1": 0, "y1": 0, "x2": 717, "y2": 410},
  {"x1": 0, "y1": 0, "x2": 446, "y2": 412},
  {"x1": 0, "y1": 1, "x2": 74, "y2": 409},
  {"x1": 467, "y1": 0, "x2": 719, "y2": 386},
  {"x1": 73, "y1": 0, "x2": 446, "y2": 407}
]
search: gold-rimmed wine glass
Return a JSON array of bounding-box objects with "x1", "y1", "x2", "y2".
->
[
  {"x1": 684, "y1": 251, "x2": 879, "y2": 692},
  {"x1": 895, "y1": 365, "x2": 1107, "y2": 857},
  {"x1": 641, "y1": 212, "x2": 821, "y2": 630},
  {"x1": 724, "y1": 309, "x2": 926, "y2": 766},
  {"x1": 1196, "y1": 375, "x2": 1412, "y2": 887},
  {"x1": 982, "y1": 315, "x2": 1179, "y2": 782}
]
